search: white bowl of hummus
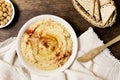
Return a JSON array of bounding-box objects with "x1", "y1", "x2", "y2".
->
[{"x1": 16, "y1": 14, "x2": 78, "y2": 75}]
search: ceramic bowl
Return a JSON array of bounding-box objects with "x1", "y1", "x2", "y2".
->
[
  {"x1": 0, "y1": 0, "x2": 15, "y2": 28},
  {"x1": 16, "y1": 14, "x2": 78, "y2": 75}
]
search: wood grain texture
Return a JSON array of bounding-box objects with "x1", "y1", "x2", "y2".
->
[{"x1": 0, "y1": 0, "x2": 120, "y2": 59}]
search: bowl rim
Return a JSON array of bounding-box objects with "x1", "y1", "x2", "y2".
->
[
  {"x1": 0, "y1": 0, "x2": 15, "y2": 28},
  {"x1": 16, "y1": 14, "x2": 78, "y2": 76}
]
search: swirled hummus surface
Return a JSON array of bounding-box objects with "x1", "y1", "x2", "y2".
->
[{"x1": 20, "y1": 19, "x2": 73, "y2": 70}]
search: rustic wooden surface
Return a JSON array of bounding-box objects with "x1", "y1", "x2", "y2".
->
[{"x1": 0, "y1": 0, "x2": 120, "y2": 59}]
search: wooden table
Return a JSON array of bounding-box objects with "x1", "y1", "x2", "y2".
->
[{"x1": 0, "y1": 0, "x2": 120, "y2": 59}]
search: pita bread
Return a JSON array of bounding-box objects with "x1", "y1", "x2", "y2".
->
[
  {"x1": 109, "y1": 13, "x2": 114, "y2": 23},
  {"x1": 77, "y1": 0, "x2": 95, "y2": 16},
  {"x1": 99, "y1": 0, "x2": 111, "y2": 6},
  {"x1": 94, "y1": 0, "x2": 100, "y2": 21},
  {"x1": 101, "y1": 3, "x2": 115, "y2": 25}
]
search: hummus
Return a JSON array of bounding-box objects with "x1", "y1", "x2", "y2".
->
[{"x1": 20, "y1": 19, "x2": 73, "y2": 70}]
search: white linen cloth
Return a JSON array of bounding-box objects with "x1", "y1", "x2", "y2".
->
[{"x1": 0, "y1": 27, "x2": 120, "y2": 80}]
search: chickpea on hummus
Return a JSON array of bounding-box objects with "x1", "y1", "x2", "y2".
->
[{"x1": 20, "y1": 19, "x2": 73, "y2": 70}]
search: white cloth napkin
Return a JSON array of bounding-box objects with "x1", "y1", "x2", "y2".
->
[{"x1": 0, "y1": 27, "x2": 120, "y2": 80}]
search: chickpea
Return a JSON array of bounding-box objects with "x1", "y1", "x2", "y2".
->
[
  {"x1": 6, "y1": 2, "x2": 11, "y2": 7},
  {"x1": 8, "y1": 12, "x2": 12, "y2": 16},
  {"x1": 4, "y1": 2, "x2": 7, "y2": 6},
  {"x1": 6, "y1": 16, "x2": 10, "y2": 20},
  {"x1": 0, "y1": 11, "x2": 3, "y2": 17},
  {"x1": 3, "y1": 12, "x2": 7, "y2": 17},
  {"x1": 2, "y1": 7, "x2": 7, "y2": 12},
  {"x1": 0, "y1": 21, "x2": 6, "y2": 25},
  {"x1": 0, "y1": 0, "x2": 5, "y2": 4},
  {"x1": 3, "y1": 19, "x2": 8, "y2": 23},
  {"x1": 8, "y1": 7, "x2": 12, "y2": 12},
  {"x1": 1, "y1": 3, "x2": 6, "y2": 8},
  {"x1": 0, "y1": 16, "x2": 4, "y2": 20}
]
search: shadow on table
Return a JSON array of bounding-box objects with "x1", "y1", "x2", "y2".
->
[{"x1": 113, "y1": 0, "x2": 120, "y2": 27}]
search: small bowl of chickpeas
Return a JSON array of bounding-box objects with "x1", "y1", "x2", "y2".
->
[{"x1": 0, "y1": 0, "x2": 15, "y2": 28}]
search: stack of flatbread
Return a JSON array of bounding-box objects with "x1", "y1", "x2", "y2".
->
[{"x1": 72, "y1": 0, "x2": 117, "y2": 28}]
